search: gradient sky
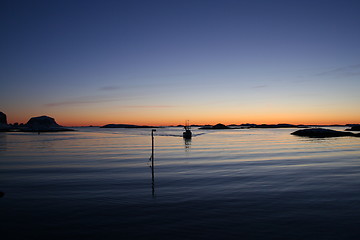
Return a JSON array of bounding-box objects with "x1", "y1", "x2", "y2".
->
[{"x1": 2, "y1": 0, "x2": 360, "y2": 126}]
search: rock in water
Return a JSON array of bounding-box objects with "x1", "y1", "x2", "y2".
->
[
  {"x1": 291, "y1": 128, "x2": 357, "y2": 138},
  {"x1": 0, "y1": 112, "x2": 7, "y2": 125},
  {"x1": 199, "y1": 123, "x2": 230, "y2": 129},
  {"x1": 0, "y1": 112, "x2": 9, "y2": 131},
  {"x1": 24, "y1": 116, "x2": 73, "y2": 132},
  {"x1": 212, "y1": 123, "x2": 230, "y2": 129},
  {"x1": 26, "y1": 116, "x2": 61, "y2": 128},
  {"x1": 345, "y1": 125, "x2": 360, "y2": 131}
]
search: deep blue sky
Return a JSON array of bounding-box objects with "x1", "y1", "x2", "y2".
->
[{"x1": 2, "y1": 0, "x2": 360, "y2": 125}]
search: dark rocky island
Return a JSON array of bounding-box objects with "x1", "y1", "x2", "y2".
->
[
  {"x1": 254, "y1": 123, "x2": 298, "y2": 128},
  {"x1": 0, "y1": 112, "x2": 7, "y2": 124},
  {"x1": 22, "y1": 116, "x2": 74, "y2": 132},
  {"x1": 291, "y1": 128, "x2": 360, "y2": 138},
  {"x1": 0, "y1": 112, "x2": 74, "y2": 132},
  {"x1": 199, "y1": 123, "x2": 300, "y2": 130},
  {"x1": 0, "y1": 112, "x2": 10, "y2": 131},
  {"x1": 101, "y1": 124, "x2": 159, "y2": 128},
  {"x1": 199, "y1": 123, "x2": 230, "y2": 129},
  {"x1": 345, "y1": 125, "x2": 360, "y2": 131},
  {"x1": 199, "y1": 123, "x2": 303, "y2": 129}
]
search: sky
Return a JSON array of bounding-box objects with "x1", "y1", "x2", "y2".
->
[{"x1": 1, "y1": 0, "x2": 360, "y2": 126}]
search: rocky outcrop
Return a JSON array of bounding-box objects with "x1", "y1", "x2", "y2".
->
[
  {"x1": 26, "y1": 116, "x2": 60, "y2": 128},
  {"x1": 23, "y1": 116, "x2": 74, "y2": 132},
  {"x1": 200, "y1": 123, "x2": 230, "y2": 129},
  {"x1": 0, "y1": 112, "x2": 7, "y2": 125},
  {"x1": 0, "y1": 112, "x2": 10, "y2": 131},
  {"x1": 101, "y1": 124, "x2": 158, "y2": 128},
  {"x1": 345, "y1": 125, "x2": 360, "y2": 131},
  {"x1": 255, "y1": 123, "x2": 298, "y2": 128},
  {"x1": 291, "y1": 128, "x2": 359, "y2": 138}
]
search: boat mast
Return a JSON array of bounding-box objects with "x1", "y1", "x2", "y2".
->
[{"x1": 184, "y1": 120, "x2": 191, "y2": 131}]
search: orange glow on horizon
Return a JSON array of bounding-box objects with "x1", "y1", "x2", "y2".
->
[
  {"x1": 4, "y1": 107, "x2": 359, "y2": 127},
  {"x1": 57, "y1": 116, "x2": 359, "y2": 127}
]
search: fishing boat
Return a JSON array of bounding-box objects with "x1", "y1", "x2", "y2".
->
[{"x1": 183, "y1": 120, "x2": 192, "y2": 139}]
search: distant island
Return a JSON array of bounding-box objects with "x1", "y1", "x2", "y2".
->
[
  {"x1": 1, "y1": 111, "x2": 359, "y2": 134},
  {"x1": 196, "y1": 123, "x2": 360, "y2": 130},
  {"x1": 198, "y1": 123, "x2": 311, "y2": 129},
  {"x1": 101, "y1": 124, "x2": 160, "y2": 128},
  {"x1": 292, "y1": 128, "x2": 360, "y2": 138},
  {"x1": 0, "y1": 111, "x2": 10, "y2": 131},
  {"x1": 22, "y1": 116, "x2": 74, "y2": 132},
  {"x1": 199, "y1": 123, "x2": 231, "y2": 129},
  {"x1": 345, "y1": 125, "x2": 360, "y2": 131},
  {"x1": 0, "y1": 112, "x2": 74, "y2": 132}
]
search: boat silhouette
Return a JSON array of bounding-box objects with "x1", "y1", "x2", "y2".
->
[{"x1": 183, "y1": 120, "x2": 192, "y2": 139}]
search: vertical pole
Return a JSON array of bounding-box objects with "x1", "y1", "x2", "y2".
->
[
  {"x1": 151, "y1": 129, "x2": 156, "y2": 197},
  {"x1": 151, "y1": 129, "x2": 155, "y2": 167}
]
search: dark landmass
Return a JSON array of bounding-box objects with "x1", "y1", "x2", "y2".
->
[
  {"x1": 0, "y1": 111, "x2": 7, "y2": 125},
  {"x1": 345, "y1": 125, "x2": 360, "y2": 131},
  {"x1": 0, "y1": 126, "x2": 10, "y2": 132},
  {"x1": 253, "y1": 123, "x2": 298, "y2": 128},
  {"x1": 27, "y1": 116, "x2": 61, "y2": 128},
  {"x1": 197, "y1": 123, "x2": 360, "y2": 130},
  {"x1": 198, "y1": 123, "x2": 301, "y2": 130},
  {"x1": 346, "y1": 124, "x2": 360, "y2": 126},
  {"x1": 0, "y1": 113, "x2": 74, "y2": 132},
  {"x1": 0, "y1": 111, "x2": 10, "y2": 132},
  {"x1": 199, "y1": 123, "x2": 231, "y2": 129},
  {"x1": 101, "y1": 124, "x2": 160, "y2": 128},
  {"x1": 21, "y1": 116, "x2": 74, "y2": 132},
  {"x1": 291, "y1": 128, "x2": 360, "y2": 138}
]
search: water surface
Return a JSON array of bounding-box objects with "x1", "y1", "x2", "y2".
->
[{"x1": 1, "y1": 127, "x2": 360, "y2": 239}]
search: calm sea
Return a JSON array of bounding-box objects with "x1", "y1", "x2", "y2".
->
[{"x1": 1, "y1": 127, "x2": 360, "y2": 239}]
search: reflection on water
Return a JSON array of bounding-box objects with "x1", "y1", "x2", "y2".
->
[
  {"x1": 184, "y1": 137, "x2": 191, "y2": 150},
  {"x1": 1, "y1": 127, "x2": 360, "y2": 239},
  {"x1": 0, "y1": 133, "x2": 6, "y2": 151},
  {"x1": 0, "y1": 134, "x2": 7, "y2": 199},
  {"x1": 150, "y1": 129, "x2": 156, "y2": 198}
]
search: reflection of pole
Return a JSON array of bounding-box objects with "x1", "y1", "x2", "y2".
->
[{"x1": 151, "y1": 129, "x2": 156, "y2": 197}]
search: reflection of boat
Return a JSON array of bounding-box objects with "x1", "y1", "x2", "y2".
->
[
  {"x1": 184, "y1": 137, "x2": 191, "y2": 150},
  {"x1": 183, "y1": 120, "x2": 192, "y2": 139}
]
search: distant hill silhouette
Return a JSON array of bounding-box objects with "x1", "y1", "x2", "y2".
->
[
  {"x1": 345, "y1": 125, "x2": 360, "y2": 131},
  {"x1": 101, "y1": 124, "x2": 159, "y2": 128},
  {"x1": 199, "y1": 123, "x2": 230, "y2": 129},
  {"x1": 0, "y1": 113, "x2": 74, "y2": 132},
  {"x1": 0, "y1": 111, "x2": 7, "y2": 125},
  {"x1": 22, "y1": 116, "x2": 74, "y2": 132},
  {"x1": 291, "y1": 128, "x2": 360, "y2": 138},
  {"x1": 0, "y1": 111, "x2": 10, "y2": 131}
]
